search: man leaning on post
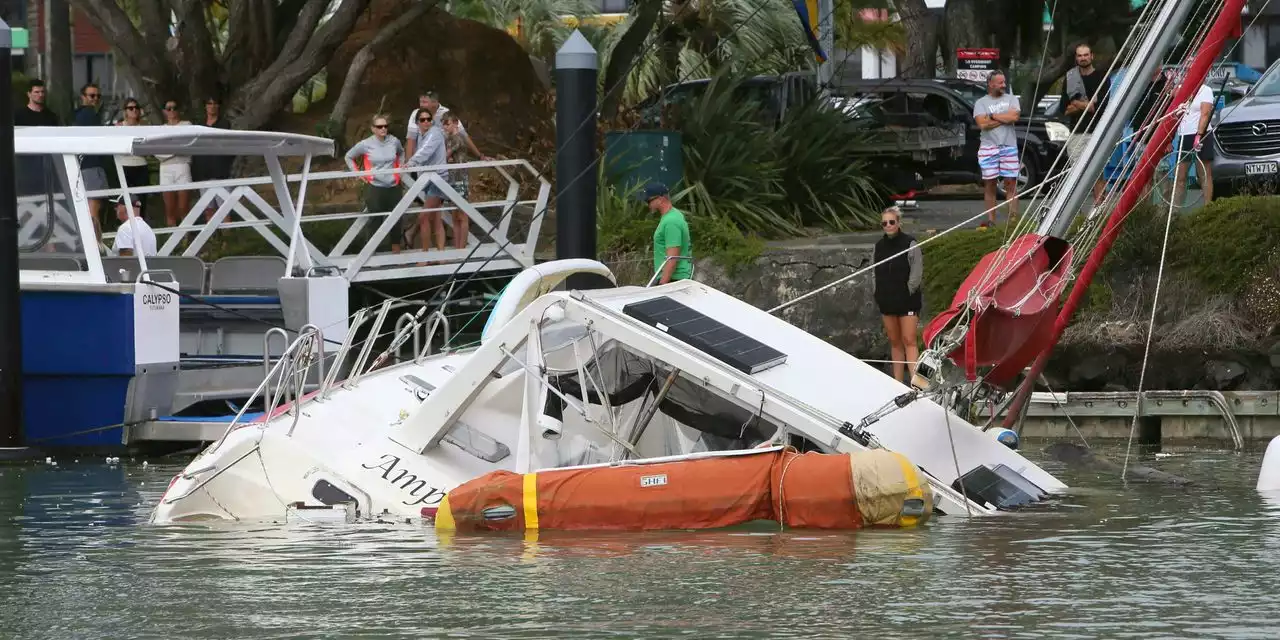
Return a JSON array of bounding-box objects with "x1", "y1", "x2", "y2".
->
[{"x1": 639, "y1": 182, "x2": 693, "y2": 285}]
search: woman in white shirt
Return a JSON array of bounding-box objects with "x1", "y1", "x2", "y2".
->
[
  {"x1": 156, "y1": 99, "x2": 194, "y2": 227},
  {"x1": 113, "y1": 97, "x2": 150, "y2": 220},
  {"x1": 1175, "y1": 83, "x2": 1216, "y2": 205}
]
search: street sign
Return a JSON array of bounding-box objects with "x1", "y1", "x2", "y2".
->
[{"x1": 957, "y1": 48, "x2": 1000, "y2": 82}]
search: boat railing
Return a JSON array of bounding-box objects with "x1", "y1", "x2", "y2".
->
[
  {"x1": 18, "y1": 158, "x2": 549, "y2": 284},
  {"x1": 206, "y1": 323, "x2": 326, "y2": 454}
]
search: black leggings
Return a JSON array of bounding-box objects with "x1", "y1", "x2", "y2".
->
[{"x1": 119, "y1": 164, "x2": 151, "y2": 219}]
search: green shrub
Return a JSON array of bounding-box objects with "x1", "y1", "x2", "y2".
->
[
  {"x1": 920, "y1": 225, "x2": 1008, "y2": 316},
  {"x1": 674, "y1": 72, "x2": 882, "y2": 237},
  {"x1": 596, "y1": 178, "x2": 762, "y2": 278},
  {"x1": 1171, "y1": 195, "x2": 1280, "y2": 295}
]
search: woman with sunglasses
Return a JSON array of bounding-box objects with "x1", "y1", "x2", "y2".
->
[
  {"x1": 113, "y1": 98, "x2": 150, "y2": 219},
  {"x1": 406, "y1": 109, "x2": 447, "y2": 253},
  {"x1": 871, "y1": 206, "x2": 924, "y2": 385},
  {"x1": 156, "y1": 99, "x2": 193, "y2": 227},
  {"x1": 344, "y1": 114, "x2": 407, "y2": 252}
]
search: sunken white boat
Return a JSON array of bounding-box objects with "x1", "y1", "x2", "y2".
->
[{"x1": 153, "y1": 259, "x2": 1066, "y2": 523}]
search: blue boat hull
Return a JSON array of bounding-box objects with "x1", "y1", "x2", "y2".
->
[{"x1": 21, "y1": 289, "x2": 137, "y2": 449}]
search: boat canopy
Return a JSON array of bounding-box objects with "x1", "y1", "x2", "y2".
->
[{"x1": 14, "y1": 125, "x2": 335, "y2": 157}]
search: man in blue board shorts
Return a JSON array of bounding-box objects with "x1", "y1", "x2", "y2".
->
[{"x1": 973, "y1": 70, "x2": 1021, "y2": 227}]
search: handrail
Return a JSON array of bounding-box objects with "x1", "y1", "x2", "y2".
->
[
  {"x1": 347, "y1": 300, "x2": 394, "y2": 386},
  {"x1": 394, "y1": 312, "x2": 421, "y2": 362},
  {"x1": 416, "y1": 310, "x2": 452, "y2": 363},
  {"x1": 263, "y1": 327, "x2": 289, "y2": 377},
  {"x1": 321, "y1": 307, "x2": 370, "y2": 397}
]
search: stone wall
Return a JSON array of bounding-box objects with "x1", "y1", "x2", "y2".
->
[
  {"x1": 697, "y1": 239, "x2": 1280, "y2": 391},
  {"x1": 695, "y1": 240, "x2": 894, "y2": 363}
]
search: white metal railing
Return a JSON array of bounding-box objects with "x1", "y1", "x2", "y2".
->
[{"x1": 17, "y1": 158, "x2": 549, "y2": 284}]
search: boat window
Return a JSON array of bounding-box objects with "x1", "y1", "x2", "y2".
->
[
  {"x1": 17, "y1": 153, "x2": 88, "y2": 269},
  {"x1": 545, "y1": 340, "x2": 782, "y2": 448}
]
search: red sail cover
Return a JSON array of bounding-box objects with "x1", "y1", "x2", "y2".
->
[{"x1": 922, "y1": 233, "x2": 1074, "y2": 387}]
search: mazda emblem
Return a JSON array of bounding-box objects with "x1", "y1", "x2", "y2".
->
[{"x1": 1253, "y1": 122, "x2": 1268, "y2": 136}]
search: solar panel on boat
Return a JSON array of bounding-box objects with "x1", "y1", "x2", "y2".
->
[{"x1": 622, "y1": 296, "x2": 787, "y2": 374}]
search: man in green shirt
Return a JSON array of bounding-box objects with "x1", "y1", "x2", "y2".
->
[{"x1": 639, "y1": 182, "x2": 693, "y2": 284}]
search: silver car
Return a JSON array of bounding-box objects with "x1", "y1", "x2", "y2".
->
[{"x1": 1212, "y1": 61, "x2": 1280, "y2": 197}]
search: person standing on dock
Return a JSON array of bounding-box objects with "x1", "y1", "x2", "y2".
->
[
  {"x1": 973, "y1": 70, "x2": 1021, "y2": 227},
  {"x1": 1061, "y1": 43, "x2": 1111, "y2": 207},
  {"x1": 872, "y1": 206, "x2": 923, "y2": 385},
  {"x1": 345, "y1": 114, "x2": 407, "y2": 253},
  {"x1": 74, "y1": 83, "x2": 110, "y2": 242},
  {"x1": 640, "y1": 182, "x2": 692, "y2": 285}
]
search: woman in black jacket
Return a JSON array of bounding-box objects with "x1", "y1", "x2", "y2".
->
[{"x1": 871, "y1": 206, "x2": 923, "y2": 384}]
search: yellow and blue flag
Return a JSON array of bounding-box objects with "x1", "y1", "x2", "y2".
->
[{"x1": 792, "y1": 0, "x2": 828, "y2": 63}]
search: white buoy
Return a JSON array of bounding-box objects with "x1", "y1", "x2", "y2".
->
[{"x1": 1257, "y1": 435, "x2": 1280, "y2": 491}]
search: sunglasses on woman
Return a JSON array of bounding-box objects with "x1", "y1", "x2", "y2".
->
[{"x1": 881, "y1": 220, "x2": 898, "y2": 228}]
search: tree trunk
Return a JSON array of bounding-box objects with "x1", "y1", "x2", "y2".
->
[
  {"x1": 942, "y1": 0, "x2": 986, "y2": 74},
  {"x1": 599, "y1": 0, "x2": 663, "y2": 120},
  {"x1": 895, "y1": 0, "x2": 937, "y2": 77},
  {"x1": 45, "y1": 0, "x2": 75, "y2": 119},
  {"x1": 70, "y1": 0, "x2": 376, "y2": 131},
  {"x1": 326, "y1": 0, "x2": 437, "y2": 148}
]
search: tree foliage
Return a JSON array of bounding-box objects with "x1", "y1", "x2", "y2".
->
[{"x1": 70, "y1": 0, "x2": 374, "y2": 130}]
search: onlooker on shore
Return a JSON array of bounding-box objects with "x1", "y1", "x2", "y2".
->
[
  {"x1": 406, "y1": 90, "x2": 490, "y2": 161},
  {"x1": 871, "y1": 206, "x2": 923, "y2": 385},
  {"x1": 157, "y1": 99, "x2": 194, "y2": 227},
  {"x1": 345, "y1": 114, "x2": 407, "y2": 253},
  {"x1": 406, "y1": 109, "x2": 448, "y2": 253},
  {"x1": 190, "y1": 97, "x2": 236, "y2": 219},
  {"x1": 973, "y1": 70, "x2": 1021, "y2": 226},
  {"x1": 112, "y1": 195, "x2": 157, "y2": 257},
  {"x1": 74, "y1": 83, "x2": 110, "y2": 241},
  {"x1": 441, "y1": 112, "x2": 473, "y2": 250},
  {"x1": 638, "y1": 182, "x2": 692, "y2": 285},
  {"x1": 1061, "y1": 43, "x2": 1111, "y2": 205},
  {"x1": 15, "y1": 79, "x2": 61, "y2": 198},
  {"x1": 1174, "y1": 79, "x2": 1216, "y2": 205},
  {"x1": 113, "y1": 98, "x2": 151, "y2": 220}
]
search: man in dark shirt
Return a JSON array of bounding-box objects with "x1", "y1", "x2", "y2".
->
[
  {"x1": 1060, "y1": 44, "x2": 1111, "y2": 205},
  {"x1": 14, "y1": 80, "x2": 62, "y2": 198},
  {"x1": 73, "y1": 83, "x2": 111, "y2": 240}
]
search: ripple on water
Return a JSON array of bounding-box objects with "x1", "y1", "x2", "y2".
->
[{"x1": 1, "y1": 447, "x2": 1280, "y2": 637}]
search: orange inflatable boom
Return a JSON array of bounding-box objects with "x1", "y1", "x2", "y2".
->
[{"x1": 426, "y1": 448, "x2": 933, "y2": 533}]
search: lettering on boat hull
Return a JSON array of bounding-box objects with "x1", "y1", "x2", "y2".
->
[{"x1": 361, "y1": 454, "x2": 446, "y2": 506}]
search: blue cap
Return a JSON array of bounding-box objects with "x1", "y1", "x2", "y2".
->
[{"x1": 636, "y1": 182, "x2": 669, "y2": 202}]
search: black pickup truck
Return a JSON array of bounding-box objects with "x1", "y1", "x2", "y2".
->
[
  {"x1": 637, "y1": 74, "x2": 1068, "y2": 196},
  {"x1": 839, "y1": 77, "x2": 1070, "y2": 193}
]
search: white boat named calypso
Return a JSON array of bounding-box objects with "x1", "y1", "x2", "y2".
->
[{"x1": 152, "y1": 260, "x2": 1066, "y2": 524}]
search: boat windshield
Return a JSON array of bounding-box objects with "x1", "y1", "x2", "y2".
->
[{"x1": 17, "y1": 153, "x2": 90, "y2": 273}]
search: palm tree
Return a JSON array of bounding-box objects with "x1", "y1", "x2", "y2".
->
[{"x1": 450, "y1": 0, "x2": 604, "y2": 61}]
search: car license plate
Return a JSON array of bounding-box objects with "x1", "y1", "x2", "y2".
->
[{"x1": 1245, "y1": 162, "x2": 1279, "y2": 176}]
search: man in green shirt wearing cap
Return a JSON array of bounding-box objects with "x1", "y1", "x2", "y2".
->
[{"x1": 639, "y1": 182, "x2": 693, "y2": 284}]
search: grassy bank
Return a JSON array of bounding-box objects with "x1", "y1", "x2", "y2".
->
[{"x1": 919, "y1": 196, "x2": 1280, "y2": 355}]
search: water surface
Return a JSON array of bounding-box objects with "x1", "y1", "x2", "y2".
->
[{"x1": 2, "y1": 441, "x2": 1279, "y2": 639}]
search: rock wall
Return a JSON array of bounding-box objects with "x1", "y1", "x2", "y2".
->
[
  {"x1": 696, "y1": 241, "x2": 895, "y2": 362},
  {"x1": 698, "y1": 241, "x2": 1280, "y2": 391}
]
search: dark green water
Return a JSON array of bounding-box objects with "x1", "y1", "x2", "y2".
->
[{"x1": 1, "y1": 441, "x2": 1278, "y2": 639}]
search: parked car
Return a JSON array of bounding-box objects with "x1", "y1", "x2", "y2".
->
[
  {"x1": 1205, "y1": 58, "x2": 1280, "y2": 198},
  {"x1": 839, "y1": 77, "x2": 1071, "y2": 194}
]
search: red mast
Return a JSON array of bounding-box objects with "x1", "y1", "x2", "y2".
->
[{"x1": 1000, "y1": 0, "x2": 1249, "y2": 427}]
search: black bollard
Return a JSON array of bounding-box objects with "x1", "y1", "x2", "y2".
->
[
  {"x1": 0, "y1": 21, "x2": 30, "y2": 460},
  {"x1": 554, "y1": 29, "x2": 599, "y2": 291}
]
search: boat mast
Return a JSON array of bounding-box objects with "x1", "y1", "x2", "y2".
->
[
  {"x1": 1003, "y1": 0, "x2": 1249, "y2": 427},
  {"x1": 1036, "y1": 0, "x2": 1197, "y2": 239}
]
